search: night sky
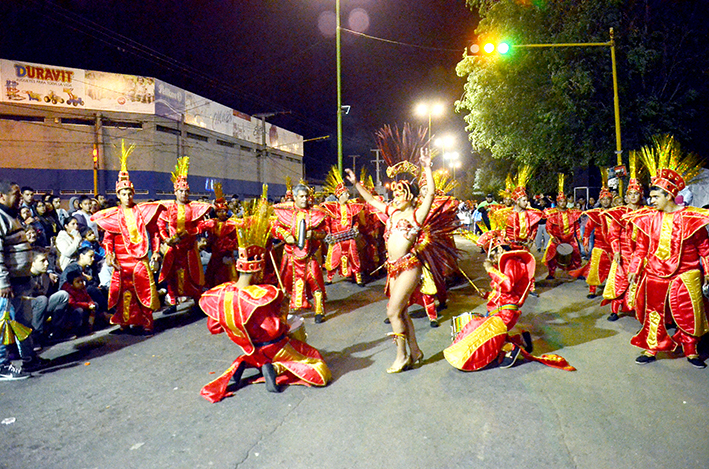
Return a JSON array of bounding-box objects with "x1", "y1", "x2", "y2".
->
[{"x1": 1, "y1": 0, "x2": 479, "y2": 180}]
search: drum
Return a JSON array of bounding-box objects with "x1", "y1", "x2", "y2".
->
[
  {"x1": 556, "y1": 243, "x2": 573, "y2": 267},
  {"x1": 287, "y1": 314, "x2": 307, "y2": 343},
  {"x1": 450, "y1": 312, "x2": 484, "y2": 341}
]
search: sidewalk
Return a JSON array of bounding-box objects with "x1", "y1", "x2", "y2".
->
[{"x1": 1, "y1": 238, "x2": 707, "y2": 469}]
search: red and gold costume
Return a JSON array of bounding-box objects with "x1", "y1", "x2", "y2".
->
[
  {"x1": 157, "y1": 158, "x2": 212, "y2": 303},
  {"x1": 444, "y1": 231, "x2": 574, "y2": 372},
  {"x1": 320, "y1": 168, "x2": 366, "y2": 284},
  {"x1": 496, "y1": 167, "x2": 543, "y2": 249},
  {"x1": 199, "y1": 283, "x2": 330, "y2": 403},
  {"x1": 91, "y1": 141, "x2": 163, "y2": 331},
  {"x1": 602, "y1": 157, "x2": 647, "y2": 317},
  {"x1": 628, "y1": 136, "x2": 709, "y2": 361},
  {"x1": 271, "y1": 198, "x2": 328, "y2": 314},
  {"x1": 543, "y1": 175, "x2": 582, "y2": 277},
  {"x1": 573, "y1": 172, "x2": 614, "y2": 296},
  {"x1": 198, "y1": 184, "x2": 238, "y2": 288},
  {"x1": 198, "y1": 218, "x2": 238, "y2": 287}
]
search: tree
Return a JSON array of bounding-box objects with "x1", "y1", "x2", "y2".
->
[{"x1": 456, "y1": 0, "x2": 709, "y2": 192}]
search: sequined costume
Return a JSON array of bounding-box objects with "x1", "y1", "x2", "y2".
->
[
  {"x1": 271, "y1": 201, "x2": 328, "y2": 313},
  {"x1": 321, "y1": 200, "x2": 365, "y2": 284},
  {"x1": 157, "y1": 200, "x2": 212, "y2": 301},
  {"x1": 198, "y1": 217, "x2": 238, "y2": 288},
  {"x1": 543, "y1": 206, "x2": 583, "y2": 276}
]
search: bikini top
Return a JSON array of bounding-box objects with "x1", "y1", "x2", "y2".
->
[{"x1": 383, "y1": 206, "x2": 421, "y2": 243}]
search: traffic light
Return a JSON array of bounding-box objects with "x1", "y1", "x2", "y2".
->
[
  {"x1": 470, "y1": 41, "x2": 511, "y2": 55},
  {"x1": 92, "y1": 146, "x2": 98, "y2": 169}
]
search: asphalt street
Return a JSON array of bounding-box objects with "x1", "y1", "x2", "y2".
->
[{"x1": 1, "y1": 237, "x2": 708, "y2": 469}]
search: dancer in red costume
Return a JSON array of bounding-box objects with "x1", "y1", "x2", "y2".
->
[
  {"x1": 445, "y1": 231, "x2": 575, "y2": 371},
  {"x1": 627, "y1": 135, "x2": 709, "y2": 368},
  {"x1": 157, "y1": 158, "x2": 212, "y2": 308},
  {"x1": 444, "y1": 231, "x2": 536, "y2": 370},
  {"x1": 495, "y1": 166, "x2": 543, "y2": 250},
  {"x1": 543, "y1": 174, "x2": 582, "y2": 279},
  {"x1": 347, "y1": 124, "x2": 457, "y2": 373},
  {"x1": 272, "y1": 182, "x2": 328, "y2": 323},
  {"x1": 574, "y1": 169, "x2": 614, "y2": 298},
  {"x1": 320, "y1": 167, "x2": 366, "y2": 286},
  {"x1": 91, "y1": 141, "x2": 163, "y2": 334},
  {"x1": 198, "y1": 183, "x2": 238, "y2": 288},
  {"x1": 199, "y1": 193, "x2": 330, "y2": 402},
  {"x1": 602, "y1": 152, "x2": 648, "y2": 321}
]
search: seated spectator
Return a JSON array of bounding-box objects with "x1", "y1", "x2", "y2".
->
[
  {"x1": 61, "y1": 269, "x2": 98, "y2": 336},
  {"x1": 60, "y1": 246, "x2": 109, "y2": 322},
  {"x1": 73, "y1": 196, "x2": 98, "y2": 238},
  {"x1": 24, "y1": 249, "x2": 71, "y2": 346},
  {"x1": 68, "y1": 196, "x2": 81, "y2": 215},
  {"x1": 55, "y1": 216, "x2": 83, "y2": 271},
  {"x1": 80, "y1": 229, "x2": 105, "y2": 278},
  {"x1": 34, "y1": 201, "x2": 58, "y2": 246}
]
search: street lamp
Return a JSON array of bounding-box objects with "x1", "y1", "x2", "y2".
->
[
  {"x1": 435, "y1": 134, "x2": 455, "y2": 170},
  {"x1": 415, "y1": 102, "x2": 444, "y2": 146},
  {"x1": 443, "y1": 151, "x2": 461, "y2": 197}
]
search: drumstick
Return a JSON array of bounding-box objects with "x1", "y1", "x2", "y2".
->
[
  {"x1": 458, "y1": 267, "x2": 483, "y2": 296},
  {"x1": 269, "y1": 250, "x2": 286, "y2": 293}
]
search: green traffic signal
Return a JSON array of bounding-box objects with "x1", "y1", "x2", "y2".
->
[{"x1": 480, "y1": 42, "x2": 511, "y2": 55}]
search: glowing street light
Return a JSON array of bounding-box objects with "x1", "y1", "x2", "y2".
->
[{"x1": 415, "y1": 101, "x2": 445, "y2": 146}]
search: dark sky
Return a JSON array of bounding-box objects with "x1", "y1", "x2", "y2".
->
[{"x1": 1, "y1": 0, "x2": 479, "y2": 180}]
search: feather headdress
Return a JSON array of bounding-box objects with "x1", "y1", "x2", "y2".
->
[
  {"x1": 115, "y1": 139, "x2": 136, "y2": 192},
  {"x1": 626, "y1": 150, "x2": 643, "y2": 194},
  {"x1": 171, "y1": 157, "x2": 190, "y2": 191},
  {"x1": 213, "y1": 182, "x2": 227, "y2": 211},
  {"x1": 324, "y1": 166, "x2": 348, "y2": 197},
  {"x1": 236, "y1": 184, "x2": 273, "y2": 273},
  {"x1": 511, "y1": 165, "x2": 533, "y2": 201},
  {"x1": 599, "y1": 167, "x2": 612, "y2": 200},
  {"x1": 639, "y1": 134, "x2": 704, "y2": 197},
  {"x1": 498, "y1": 173, "x2": 514, "y2": 200},
  {"x1": 557, "y1": 174, "x2": 566, "y2": 201},
  {"x1": 377, "y1": 123, "x2": 428, "y2": 179}
]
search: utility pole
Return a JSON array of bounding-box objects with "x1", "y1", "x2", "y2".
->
[
  {"x1": 348, "y1": 154, "x2": 359, "y2": 173},
  {"x1": 371, "y1": 148, "x2": 384, "y2": 192},
  {"x1": 253, "y1": 111, "x2": 291, "y2": 189}
]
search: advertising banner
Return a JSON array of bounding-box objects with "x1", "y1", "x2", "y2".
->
[
  {"x1": 1, "y1": 59, "x2": 85, "y2": 108},
  {"x1": 84, "y1": 70, "x2": 155, "y2": 113},
  {"x1": 155, "y1": 79, "x2": 185, "y2": 121},
  {"x1": 185, "y1": 91, "x2": 233, "y2": 136}
]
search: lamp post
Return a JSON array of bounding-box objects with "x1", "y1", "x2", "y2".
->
[
  {"x1": 336, "y1": 0, "x2": 343, "y2": 175},
  {"x1": 443, "y1": 151, "x2": 461, "y2": 197},
  {"x1": 415, "y1": 102, "x2": 444, "y2": 147}
]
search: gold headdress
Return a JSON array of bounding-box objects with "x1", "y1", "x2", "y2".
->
[
  {"x1": 599, "y1": 167, "x2": 612, "y2": 200},
  {"x1": 283, "y1": 176, "x2": 293, "y2": 202},
  {"x1": 640, "y1": 134, "x2": 703, "y2": 197},
  {"x1": 171, "y1": 157, "x2": 190, "y2": 191},
  {"x1": 360, "y1": 167, "x2": 375, "y2": 191},
  {"x1": 498, "y1": 173, "x2": 514, "y2": 200},
  {"x1": 626, "y1": 150, "x2": 643, "y2": 195},
  {"x1": 115, "y1": 139, "x2": 136, "y2": 192},
  {"x1": 213, "y1": 182, "x2": 227, "y2": 211},
  {"x1": 556, "y1": 174, "x2": 566, "y2": 202},
  {"x1": 511, "y1": 165, "x2": 533, "y2": 201},
  {"x1": 423, "y1": 168, "x2": 459, "y2": 196},
  {"x1": 377, "y1": 123, "x2": 428, "y2": 179},
  {"x1": 236, "y1": 184, "x2": 272, "y2": 273},
  {"x1": 324, "y1": 166, "x2": 348, "y2": 198}
]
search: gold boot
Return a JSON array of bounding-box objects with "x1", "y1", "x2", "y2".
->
[
  {"x1": 386, "y1": 332, "x2": 411, "y2": 373},
  {"x1": 313, "y1": 290, "x2": 325, "y2": 324}
]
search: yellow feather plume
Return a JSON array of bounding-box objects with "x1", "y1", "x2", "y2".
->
[
  {"x1": 171, "y1": 157, "x2": 190, "y2": 183},
  {"x1": 237, "y1": 185, "x2": 272, "y2": 249},
  {"x1": 558, "y1": 174, "x2": 565, "y2": 195},
  {"x1": 115, "y1": 139, "x2": 136, "y2": 172}
]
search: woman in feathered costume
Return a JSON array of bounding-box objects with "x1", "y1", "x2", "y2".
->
[{"x1": 345, "y1": 123, "x2": 457, "y2": 373}]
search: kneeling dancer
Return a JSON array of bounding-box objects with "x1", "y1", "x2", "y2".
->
[{"x1": 199, "y1": 194, "x2": 330, "y2": 402}]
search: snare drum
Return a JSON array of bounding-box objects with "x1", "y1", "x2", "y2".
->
[
  {"x1": 556, "y1": 243, "x2": 573, "y2": 267},
  {"x1": 287, "y1": 315, "x2": 307, "y2": 343},
  {"x1": 450, "y1": 312, "x2": 484, "y2": 341}
]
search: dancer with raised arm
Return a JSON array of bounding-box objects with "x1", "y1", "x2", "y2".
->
[{"x1": 345, "y1": 123, "x2": 438, "y2": 374}]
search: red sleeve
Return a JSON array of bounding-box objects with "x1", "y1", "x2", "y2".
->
[{"x1": 629, "y1": 229, "x2": 649, "y2": 275}]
